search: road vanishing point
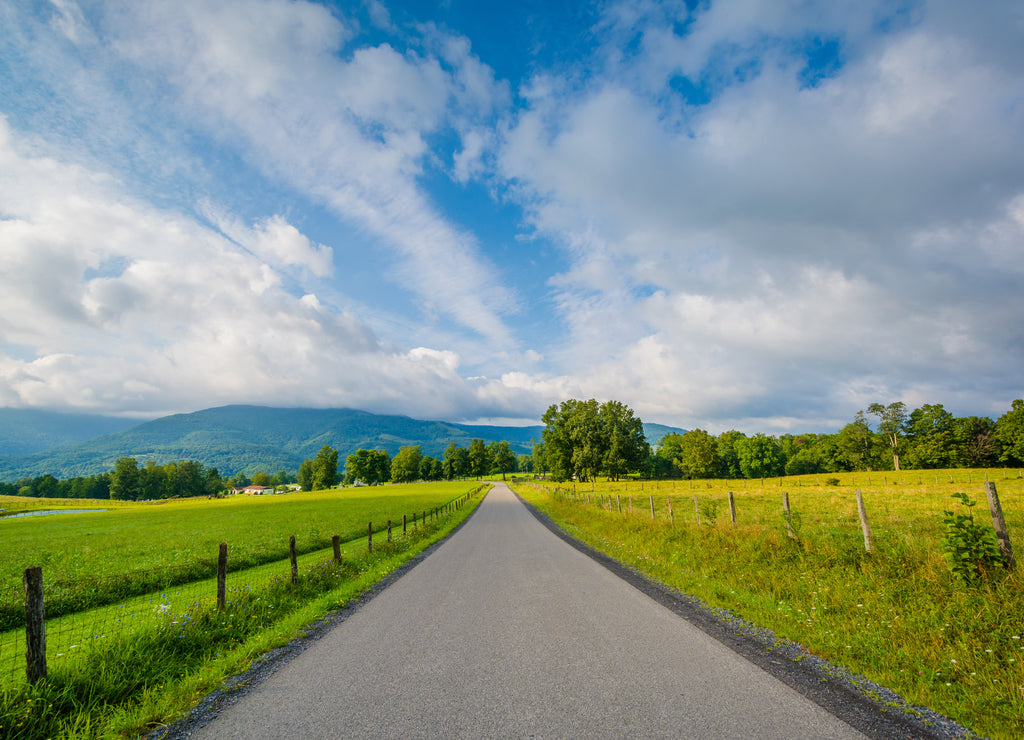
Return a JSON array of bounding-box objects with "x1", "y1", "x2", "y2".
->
[{"x1": 169, "y1": 483, "x2": 948, "y2": 739}]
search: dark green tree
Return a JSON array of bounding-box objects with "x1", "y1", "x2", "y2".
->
[
  {"x1": 468, "y1": 438, "x2": 491, "y2": 479},
  {"x1": 110, "y1": 457, "x2": 141, "y2": 500},
  {"x1": 736, "y1": 434, "x2": 784, "y2": 479},
  {"x1": 715, "y1": 430, "x2": 746, "y2": 478},
  {"x1": 996, "y1": 400, "x2": 1024, "y2": 466},
  {"x1": 391, "y1": 445, "x2": 424, "y2": 483},
  {"x1": 311, "y1": 445, "x2": 339, "y2": 490},
  {"x1": 488, "y1": 440, "x2": 516, "y2": 480}
]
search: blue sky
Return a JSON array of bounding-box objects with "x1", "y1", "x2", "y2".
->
[{"x1": 0, "y1": 0, "x2": 1022, "y2": 432}]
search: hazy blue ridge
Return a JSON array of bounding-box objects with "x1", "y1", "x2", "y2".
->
[
  {"x1": 0, "y1": 405, "x2": 684, "y2": 481},
  {"x1": 0, "y1": 408, "x2": 143, "y2": 456}
]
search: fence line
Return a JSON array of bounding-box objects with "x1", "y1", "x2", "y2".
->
[
  {"x1": 540, "y1": 480, "x2": 1017, "y2": 564},
  {"x1": 3, "y1": 485, "x2": 488, "y2": 687}
]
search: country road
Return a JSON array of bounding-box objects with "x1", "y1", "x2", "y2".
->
[{"x1": 170, "y1": 483, "x2": 924, "y2": 739}]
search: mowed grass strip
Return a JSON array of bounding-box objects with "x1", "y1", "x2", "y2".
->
[
  {"x1": 513, "y1": 472, "x2": 1024, "y2": 740},
  {"x1": 0, "y1": 482, "x2": 480, "y2": 629},
  {"x1": 0, "y1": 483, "x2": 489, "y2": 739}
]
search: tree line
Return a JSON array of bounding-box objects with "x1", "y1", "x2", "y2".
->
[
  {"x1": 5, "y1": 398, "x2": 1024, "y2": 498},
  {"x1": 339, "y1": 438, "x2": 521, "y2": 487},
  {"x1": 652, "y1": 400, "x2": 1024, "y2": 479}
]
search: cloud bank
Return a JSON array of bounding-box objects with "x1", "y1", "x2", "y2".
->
[{"x1": 0, "y1": 0, "x2": 1021, "y2": 431}]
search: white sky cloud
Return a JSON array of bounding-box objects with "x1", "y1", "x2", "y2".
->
[{"x1": 0, "y1": 0, "x2": 1022, "y2": 431}]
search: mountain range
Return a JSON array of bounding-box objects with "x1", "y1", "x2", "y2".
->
[{"x1": 0, "y1": 405, "x2": 685, "y2": 481}]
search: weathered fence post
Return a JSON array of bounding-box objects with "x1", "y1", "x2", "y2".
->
[
  {"x1": 782, "y1": 492, "x2": 796, "y2": 539},
  {"x1": 855, "y1": 489, "x2": 873, "y2": 553},
  {"x1": 693, "y1": 495, "x2": 700, "y2": 526},
  {"x1": 668, "y1": 496, "x2": 674, "y2": 524},
  {"x1": 368, "y1": 522, "x2": 373, "y2": 552},
  {"x1": 650, "y1": 495, "x2": 655, "y2": 521},
  {"x1": 289, "y1": 535, "x2": 298, "y2": 583},
  {"x1": 23, "y1": 566, "x2": 46, "y2": 683},
  {"x1": 985, "y1": 482, "x2": 1016, "y2": 569},
  {"x1": 387, "y1": 519, "x2": 392, "y2": 543},
  {"x1": 728, "y1": 491, "x2": 736, "y2": 525},
  {"x1": 217, "y1": 542, "x2": 228, "y2": 610},
  {"x1": 403, "y1": 514, "x2": 407, "y2": 537},
  {"x1": 617, "y1": 495, "x2": 621, "y2": 513},
  {"x1": 332, "y1": 535, "x2": 341, "y2": 562}
]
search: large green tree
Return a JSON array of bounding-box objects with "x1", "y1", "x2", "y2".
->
[
  {"x1": 311, "y1": 445, "x2": 339, "y2": 490},
  {"x1": 736, "y1": 434, "x2": 785, "y2": 479},
  {"x1": 468, "y1": 438, "x2": 491, "y2": 479},
  {"x1": 541, "y1": 399, "x2": 649, "y2": 482},
  {"x1": 671, "y1": 429, "x2": 719, "y2": 479},
  {"x1": 867, "y1": 402, "x2": 908, "y2": 471},
  {"x1": 996, "y1": 400, "x2": 1024, "y2": 466},
  {"x1": 904, "y1": 404, "x2": 955, "y2": 469},
  {"x1": 344, "y1": 448, "x2": 391, "y2": 485},
  {"x1": 715, "y1": 430, "x2": 746, "y2": 478},
  {"x1": 110, "y1": 457, "x2": 141, "y2": 500},
  {"x1": 391, "y1": 445, "x2": 424, "y2": 483},
  {"x1": 488, "y1": 440, "x2": 516, "y2": 480}
]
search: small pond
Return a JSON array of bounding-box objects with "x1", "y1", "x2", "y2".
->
[{"x1": 1, "y1": 509, "x2": 106, "y2": 519}]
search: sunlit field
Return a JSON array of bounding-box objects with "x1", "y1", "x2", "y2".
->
[
  {"x1": 0, "y1": 482, "x2": 477, "y2": 628},
  {"x1": 514, "y1": 469, "x2": 1024, "y2": 739},
  {"x1": 0, "y1": 482, "x2": 488, "y2": 739}
]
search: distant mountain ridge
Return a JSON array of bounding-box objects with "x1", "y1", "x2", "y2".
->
[
  {"x1": 0, "y1": 408, "x2": 142, "y2": 456},
  {"x1": 0, "y1": 405, "x2": 685, "y2": 481}
]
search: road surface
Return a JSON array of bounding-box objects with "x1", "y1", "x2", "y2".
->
[{"x1": 183, "y1": 483, "x2": 877, "y2": 739}]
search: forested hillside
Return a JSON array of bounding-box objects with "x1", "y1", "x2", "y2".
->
[{"x1": 0, "y1": 406, "x2": 545, "y2": 480}]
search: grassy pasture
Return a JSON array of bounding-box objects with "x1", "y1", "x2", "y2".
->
[
  {"x1": 0, "y1": 482, "x2": 477, "y2": 630},
  {"x1": 1, "y1": 482, "x2": 488, "y2": 738},
  {"x1": 514, "y1": 470, "x2": 1024, "y2": 739}
]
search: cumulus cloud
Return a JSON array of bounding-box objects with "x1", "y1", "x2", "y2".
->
[
  {"x1": 101, "y1": 0, "x2": 517, "y2": 349},
  {"x1": 497, "y1": 0, "x2": 1024, "y2": 429},
  {"x1": 0, "y1": 116, "x2": 522, "y2": 418}
]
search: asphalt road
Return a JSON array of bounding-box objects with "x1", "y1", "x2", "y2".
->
[{"x1": 183, "y1": 483, "x2": 873, "y2": 739}]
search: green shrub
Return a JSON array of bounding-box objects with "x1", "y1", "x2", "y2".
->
[{"x1": 940, "y1": 492, "x2": 1005, "y2": 585}]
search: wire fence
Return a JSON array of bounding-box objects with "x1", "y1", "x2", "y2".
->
[
  {"x1": 531, "y1": 474, "x2": 1021, "y2": 564},
  {"x1": 2, "y1": 485, "x2": 488, "y2": 689}
]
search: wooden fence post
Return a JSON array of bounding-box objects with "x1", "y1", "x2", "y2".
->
[
  {"x1": 782, "y1": 492, "x2": 795, "y2": 539},
  {"x1": 617, "y1": 495, "x2": 621, "y2": 513},
  {"x1": 387, "y1": 520, "x2": 392, "y2": 542},
  {"x1": 668, "y1": 496, "x2": 674, "y2": 525},
  {"x1": 23, "y1": 566, "x2": 46, "y2": 683},
  {"x1": 985, "y1": 482, "x2": 1016, "y2": 569},
  {"x1": 693, "y1": 495, "x2": 700, "y2": 526},
  {"x1": 217, "y1": 542, "x2": 228, "y2": 610},
  {"x1": 368, "y1": 522, "x2": 373, "y2": 552},
  {"x1": 332, "y1": 535, "x2": 341, "y2": 562},
  {"x1": 289, "y1": 535, "x2": 298, "y2": 583},
  {"x1": 728, "y1": 491, "x2": 736, "y2": 525},
  {"x1": 855, "y1": 489, "x2": 873, "y2": 553},
  {"x1": 403, "y1": 514, "x2": 407, "y2": 537},
  {"x1": 650, "y1": 495, "x2": 655, "y2": 520}
]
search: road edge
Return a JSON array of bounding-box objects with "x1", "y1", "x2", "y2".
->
[{"x1": 511, "y1": 485, "x2": 983, "y2": 740}]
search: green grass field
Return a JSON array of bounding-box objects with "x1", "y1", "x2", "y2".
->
[
  {"x1": 513, "y1": 469, "x2": 1024, "y2": 739},
  {"x1": 0, "y1": 482, "x2": 479, "y2": 629},
  {"x1": 0, "y1": 482, "x2": 488, "y2": 739}
]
